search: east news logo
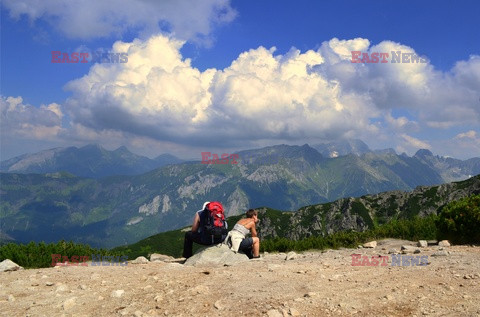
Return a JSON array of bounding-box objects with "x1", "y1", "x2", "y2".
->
[
  {"x1": 351, "y1": 254, "x2": 429, "y2": 266},
  {"x1": 51, "y1": 51, "x2": 128, "y2": 63},
  {"x1": 351, "y1": 51, "x2": 427, "y2": 64}
]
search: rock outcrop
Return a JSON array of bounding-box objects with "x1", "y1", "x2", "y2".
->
[
  {"x1": 184, "y1": 244, "x2": 249, "y2": 267},
  {"x1": 259, "y1": 175, "x2": 480, "y2": 241}
]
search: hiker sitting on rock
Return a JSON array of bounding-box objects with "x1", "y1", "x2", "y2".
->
[
  {"x1": 224, "y1": 209, "x2": 260, "y2": 259},
  {"x1": 182, "y1": 201, "x2": 228, "y2": 259}
]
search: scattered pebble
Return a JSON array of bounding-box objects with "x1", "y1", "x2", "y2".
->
[
  {"x1": 266, "y1": 309, "x2": 283, "y2": 317},
  {"x1": 285, "y1": 251, "x2": 297, "y2": 261},
  {"x1": 111, "y1": 290, "x2": 125, "y2": 298}
]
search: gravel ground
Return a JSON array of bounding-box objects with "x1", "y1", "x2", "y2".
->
[{"x1": 1, "y1": 239, "x2": 479, "y2": 317}]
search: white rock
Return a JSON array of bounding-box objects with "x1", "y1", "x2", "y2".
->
[
  {"x1": 285, "y1": 251, "x2": 297, "y2": 261},
  {"x1": 266, "y1": 309, "x2": 283, "y2": 317},
  {"x1": 214, "y1": 300, "x2": 223, "y2": 310},
  {"x1": 111, "y1": 290, "x2": 125, "y2": 298},
  {"x1": 417, "y1": 240, "x2": 428, "y2": 248},
  {"x1": 56, "y1": 284, "x2": 68, "y2": 292},
  {"x1": 438, "y1": 240, "x2": 451, "y2": 247},
  {"x1": 363, "y1": 241, "x2": 377, "y2": 248},
  {"x1": 401, "y1": 245, "x2": 420, "y2": 254},
  {"x1": 131, "y1": 256, "x2": 149, "y2": 264},
  {"x1": 150, "y1": 253, "x2": 174, "y2": 262},
  {"x1": 0, "y1": 259, "x2": 23, "y2": 272},
  {"x1": 184, "y1": 244, "x2": 249, "y2": 267}
]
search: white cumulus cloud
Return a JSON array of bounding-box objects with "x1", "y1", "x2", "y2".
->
[
  {"x1": 1, "y1": 96, "x2": 63, "y2": 139},
  {"x1": 3, "y1": 35, "x2": 480, "y2": 159},
  {"x1": 59, "y1": 35, "x2": 480, "y2": 157},
  {"x1": 63, "y1": 35, "x2": 381, "y2": 148}
]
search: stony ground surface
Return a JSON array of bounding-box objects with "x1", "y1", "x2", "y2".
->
[{"x1": 1, "y1": 239, "x2": 479, "y2": 317}]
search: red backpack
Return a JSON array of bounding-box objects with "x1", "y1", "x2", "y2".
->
[{"x1": 201, "y1": 201, "x2": 228, "y2": 244}]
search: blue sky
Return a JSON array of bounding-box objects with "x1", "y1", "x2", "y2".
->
[{"x1": 1, "y1": 0, "x2": 479, "y2": 160}]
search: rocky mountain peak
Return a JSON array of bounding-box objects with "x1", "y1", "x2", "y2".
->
[{"x1": 414, "y1": 149, "x2": 434, "y2": 158}]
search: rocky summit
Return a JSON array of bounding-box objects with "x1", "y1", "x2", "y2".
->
[{"x1": 1, "y1": 239, "x2": 479, "y2": 316}]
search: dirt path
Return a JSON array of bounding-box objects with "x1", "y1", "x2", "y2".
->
[{"x1": 1, "y1": 239, "x2": 479, "y2": 316}]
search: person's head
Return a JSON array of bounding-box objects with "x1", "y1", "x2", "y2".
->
[{"x1": 246, "y1": 209, "x2": 258, "y2": 222}]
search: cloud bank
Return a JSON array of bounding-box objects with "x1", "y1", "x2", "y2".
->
[
  {"x1": 1, "y1": 96, "x2": 63, "y2": 139},
  {"x1": 2, "y1": 35, "x2": 479, "y2": 159}
]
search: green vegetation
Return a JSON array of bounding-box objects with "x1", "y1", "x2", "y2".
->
[
  {"x1": 262, "y1": 215, "x2": 437, "y2": 252},
  {"x1": 351, "y1": 200, "x2": 374, "y2": 228},
  {"x1": 2, "y1": 191, "x2": 479, "y2": 269},
  {"x1": 0, "y1": 240, "x2": 119, "y2": 269},
  {"x1": 436, "y1": 194, "x2": 480, "y2": 244},
  {"x1": 373, "y1": 195, "x2": 399, "y2": 225},
  {"x1": 112, "y1": 228, "x2": 187, "y2": 258}
]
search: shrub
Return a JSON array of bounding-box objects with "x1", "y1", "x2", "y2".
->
[
  {"x1": 259, "y1": 215, "x2": 438, "y2": 253},
  {"x1": 436, "y1": 195, "x2": 480, "y2": 244},
  {"x1": 0, "y1": 240, "x2": 120, "y2": 269}
]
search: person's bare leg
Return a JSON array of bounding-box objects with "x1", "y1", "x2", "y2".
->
[{"x1": 252, "y1": 237, "x2": 260, "y2": 257}]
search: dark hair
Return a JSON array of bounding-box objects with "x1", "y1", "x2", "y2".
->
[{"x1": 246, "y1": 209, "x2": 257, "y2": 218}]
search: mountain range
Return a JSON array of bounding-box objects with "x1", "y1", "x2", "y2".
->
[
  {"x1": 0, "y1": 141, "x2": 479, "y2": 248},
  {"x1": 0, "y1": 144, "x2": 183, "y2": 178}
]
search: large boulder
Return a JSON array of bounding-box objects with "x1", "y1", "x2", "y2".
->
[
  {"x1": 150, "y1": 253, "x2": 185, "y2": 264},
  {"x1": 150, "y1": 253, "x2": 174, "y2": 262},
  {"x1": 0, "y1": 259, "x2": 24, "y2": 272},
  {"x1": 184, "y1": 244, "x2": 249, "y2": 267}
]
